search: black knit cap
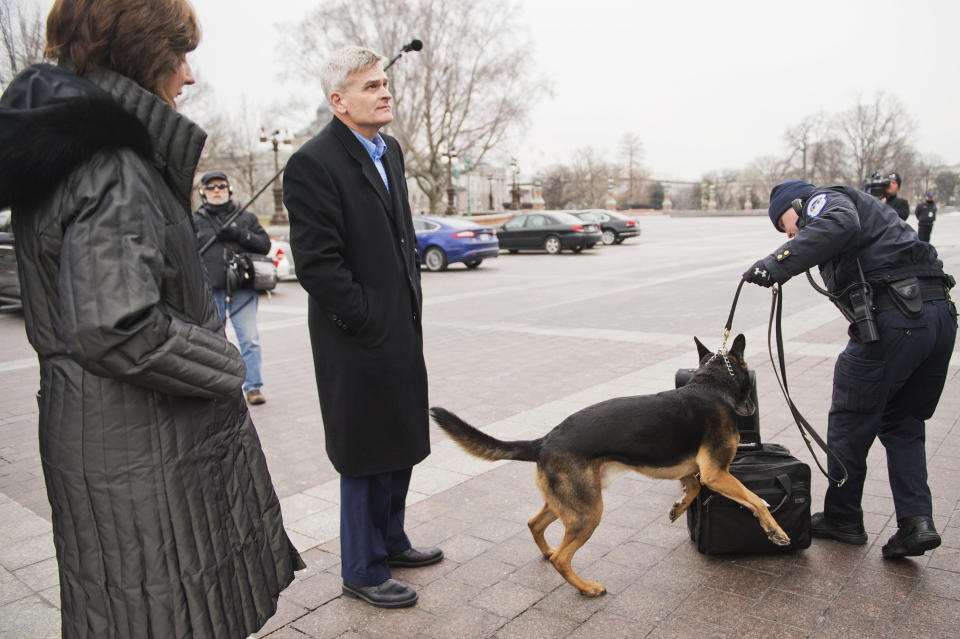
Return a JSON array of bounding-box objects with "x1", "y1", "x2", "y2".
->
[
  {"x1": 768, "y1": 180, "x2": 815, "y2": 232},
  {"x1": 200, "y1": 170, "x2": 229, "y2": 185}
]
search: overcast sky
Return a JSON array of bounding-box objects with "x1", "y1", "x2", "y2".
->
[{"x1": 24, "y1": 0, "x2": 960, "y2": 181}]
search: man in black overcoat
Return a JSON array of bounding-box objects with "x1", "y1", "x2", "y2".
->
[{"x1": 282, "y1": 46, "x2": 440, "y2": 609}]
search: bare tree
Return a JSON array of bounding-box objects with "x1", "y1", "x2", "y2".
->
[
  {"x1": 568, "y1": 146, "x2": 612, "y2": 209},
  {"x1": 746, "y1": 155, "x2": 793, "y2": 202},
  {"x1": 0, "y1": 0, "x2": 45, "y2": 89},
  {"x1": 837, "y1": 92, "x2": 915, "y2": 185},
  {"x1": 541, "y1": 164, "x2": 575, "y2": 210},
  {"x1": 284, "y1": 0, "x2": 544, "y2": 214},
  {"x1": 934, "y1": 171, "x2": 959, "y2": 205},
  {"x1": 618, "y1": 132, "x2": 644, "y2": 206}
]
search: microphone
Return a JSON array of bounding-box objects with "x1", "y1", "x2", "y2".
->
[{"x1": 384, "y1": 38, "x2": 423, "y2": 70}]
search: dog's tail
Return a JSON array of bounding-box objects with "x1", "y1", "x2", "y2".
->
[{"x1": 430, "y1": 407, "x2": 542, "y2": 462}]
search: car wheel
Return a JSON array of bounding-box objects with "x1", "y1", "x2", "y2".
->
[
  {"x1": 544, "y1": 235, "x2": 562, "y2": 254},
  {"x1": 424, "y1": 247, "x2": 448, "y2": 271},
  {"x1": 602, "y1": 229, "x2": 617, "y2": 245},
  {"x1": 464, "y1": 259, "x2": 482, "y2": 269},
  {"x1": 614, "y1": 238, "x2": 624, "y2": 244},
  {"x1": 572, "y1": 246, "x2": 583, "y2": 253}
]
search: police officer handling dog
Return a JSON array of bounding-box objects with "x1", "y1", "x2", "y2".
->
[{"x1": 744, "y1": 179, "x2": 956, "y2": 559}]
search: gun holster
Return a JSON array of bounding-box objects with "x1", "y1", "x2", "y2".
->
[{"x1": 886, "y1": 277, "x2": 923, "y2": 318}]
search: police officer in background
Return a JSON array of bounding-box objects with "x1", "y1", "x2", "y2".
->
[
  {"x1": 884, "y1": 172, "x2": 911, "y2": 221},
  {"x1": 194, "y1": 170, "x2": 272, "y2": 405},
  {"x1": 744, "y1": 180, "x2": 956, "y2": 558},
  {"x1": 915, "y1": 192, "x2": 937, "y2": 242}
]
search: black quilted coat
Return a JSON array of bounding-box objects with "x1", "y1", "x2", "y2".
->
[{"x1": 0, "y1": 64, "x2": 303, "y2": 638}]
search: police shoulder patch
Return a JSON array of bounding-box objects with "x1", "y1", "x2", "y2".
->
[{"x1": 806, "y1": 193, "x2": 828, "y2": 218}]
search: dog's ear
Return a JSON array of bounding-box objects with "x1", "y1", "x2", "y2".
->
[
  {"x1": 735, "y1": 395, "x2": 756, "y2": 417},
  {"x1": 729, "y1": 334, "x2": 746, "y2": 361},
  {"x1": 694, "y1": 336, "x2": 711, "y2": 362}
]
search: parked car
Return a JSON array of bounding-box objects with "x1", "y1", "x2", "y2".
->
[
  {"x1": 413, "y1": 215, "x2": 500, "y2": 271},
  {"x1": 497, "y1": 211, "x2": 601, "y2": 254},
  {"x1": 268, "y1": 235, "x2": 296, "y2": 280},
  {"x1": 570, "y1": 209, "x2": 640, "y2": 245},
  {"x1": 0, "y1": 208, "x2": 21, "y2": 309}
]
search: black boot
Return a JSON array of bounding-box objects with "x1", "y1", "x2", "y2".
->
[
  {"x1": 882, "y1": 515, "x2": 941, "y2": 559},
  {"x1": 810, "y1": 512, "x2": 867, "y2": 545}
]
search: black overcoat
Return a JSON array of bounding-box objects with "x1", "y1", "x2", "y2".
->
[
  {"x1": 0, "y1": 64, "x2": 303, "y2": 639},
  {"x1": 282, "y1": 117, "x2": 429, "y2": 477}
]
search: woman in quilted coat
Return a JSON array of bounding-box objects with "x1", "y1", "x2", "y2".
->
[{"x1": 0, "y1": 1, "x2": 304, "y2": 637}]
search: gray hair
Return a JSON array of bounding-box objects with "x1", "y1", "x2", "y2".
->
[{"x1": 320, "y1": 46, "x2": 386, "y2": 103}]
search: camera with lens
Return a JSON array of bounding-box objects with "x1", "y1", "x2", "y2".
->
[{"x1": 863, "y1": 171, "x2": 891, "y2": 199}]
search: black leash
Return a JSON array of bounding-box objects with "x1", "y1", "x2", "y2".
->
[
  {"x1": 767, "y1": 284, "x2": 848, "y2": 487},
  {"x1": 720, "y1": 278, "x2": 847, "y2": 487}
]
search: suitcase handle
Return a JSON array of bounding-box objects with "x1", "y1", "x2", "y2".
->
[{"x1": 768, "y1": 473, "x2": 792, "y2": 514}]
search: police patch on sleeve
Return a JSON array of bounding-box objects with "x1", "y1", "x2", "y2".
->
[{"x1": 806, "y1": 193, "x2": 828, "y2": 218}]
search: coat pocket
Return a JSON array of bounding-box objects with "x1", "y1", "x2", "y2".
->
[{"x1": 832, "y1": 352, "x2": 885, "y2": 413}]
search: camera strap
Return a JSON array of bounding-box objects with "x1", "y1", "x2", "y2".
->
[{"x1": 768, "y1": 284, "x2": 848, "y2": 487}]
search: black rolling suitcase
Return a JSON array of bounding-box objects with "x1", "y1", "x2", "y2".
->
[{"x1": 675, "y1": 369, "x2": 812, "y2": 555}]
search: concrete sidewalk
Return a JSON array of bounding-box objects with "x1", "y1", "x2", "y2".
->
[{"x1": 1, "y1": 215, "x2": 958, "y2": 637}]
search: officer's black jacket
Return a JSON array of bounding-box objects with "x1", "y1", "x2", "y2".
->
[
  {"x1": 194, "y1": 201, "x2": 271, "y2": 290},
  {"x1": 763, "y1": 185, "x2": 947, "y2": 295},
  {"x1": 915, "y1": 200, "x2": 937, "y2": 224},
  {"x1": 886, "y1": 194, "x2": 911, "y2": 221}
]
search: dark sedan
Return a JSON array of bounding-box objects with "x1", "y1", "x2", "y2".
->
[
  {"x1": 570, "y1": 209, "x2": 640, "y2": 245},
  {"x1": 0, "y1": 208, "x2": 21, "y2": 309},
  {"x1": 497, "y1": 211, "x2": 601, "y2": 254},
  {"x1": 413, "y1": 215, "x2": 500, "y2": 271}
]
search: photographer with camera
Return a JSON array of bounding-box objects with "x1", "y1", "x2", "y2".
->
[
  {"x1": 863, "y1": 171, "x2": 910, "y2": 221},
  {"x1": 195, "y1": 170, "x2": 271, "y2": 405},
  {"x1": 743, "y1": 180, "x2": 956, "y2": 559}
]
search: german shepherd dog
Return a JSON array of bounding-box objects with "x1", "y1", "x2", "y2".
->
[{"x1": 430, "y1": 334, "x2": 790, "y2": 596}]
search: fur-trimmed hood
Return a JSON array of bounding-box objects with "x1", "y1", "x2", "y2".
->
[{"x1": 0, "y1": 64, "x2": 206, "y2": 212}]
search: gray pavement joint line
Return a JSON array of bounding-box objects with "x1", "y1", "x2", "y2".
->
[
  {"x1": 454, "y1": 254, "x2": 771, "y2": 314},
  {"x1": 0, "y1": 357, "x2": 39, "y2": 373}
]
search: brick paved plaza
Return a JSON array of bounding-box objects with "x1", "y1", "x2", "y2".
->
[{"x1": 1, "y1": 214, "x2": 958, "y2": 638}]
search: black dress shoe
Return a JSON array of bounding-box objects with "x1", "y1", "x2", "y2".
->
[
  {"x1": 882, "y1": 515, "x2": 941, "y2": 559},
  {"x1": 387, "y1": 546, "x2": 444, "y2": 568},
  {"x1": 342, "y1": 578, "x2": 418, "y2": 608},
  {"x1": 811, "y1": 512, "x2": 868, "y2": 545}
]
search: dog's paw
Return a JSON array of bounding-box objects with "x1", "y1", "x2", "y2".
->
[
  {"x1": 541, "y1": 547, "x2": 556, "y2": 560},
  {"x1": 767, "y1": 529, "x2": 791, "y2": 546},
  {"x1": 578, "y1": 581, "x2": 607, "y2": 597},
  {"x1": 668, "y1": 503, "x2": 685, "y2": 522}
]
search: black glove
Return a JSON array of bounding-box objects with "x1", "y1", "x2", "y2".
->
[
  {"x1": 743, "y1": 259, "x2": 774, "y2": 288},
  {"x1": 216, "y1": 225, "x2": 244, "y2": 242}
]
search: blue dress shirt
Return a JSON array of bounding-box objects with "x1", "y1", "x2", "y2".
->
[{"x1": 349, "y1": 128, "x2": 390, "y2": 193}]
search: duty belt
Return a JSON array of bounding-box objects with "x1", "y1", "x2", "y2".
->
[{"x1": 872, "y1": 278, "x2": 947, "y2": 313}]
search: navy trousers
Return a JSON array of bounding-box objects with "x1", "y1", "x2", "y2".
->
[
  {"x1": 825, "y1": 300, "x2": 956, "y2": 523},
  {"x1": 339, "y1": 468, "x2": 413, "y2": 586}
]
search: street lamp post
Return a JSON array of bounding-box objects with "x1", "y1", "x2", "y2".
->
[
  {"x1": 509, "y1": 159, "x2": 520, "y2": 210},
  {"x1": 444, "y1": 145, "x2": 457, "y2": 215},
  {"x1": 259, "y1": 128, "x2": 292, "y2": 224}
]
